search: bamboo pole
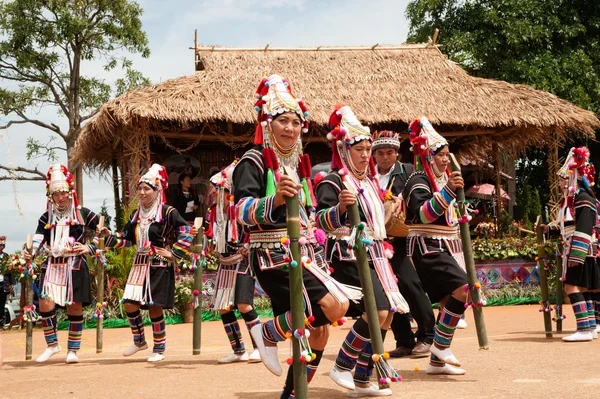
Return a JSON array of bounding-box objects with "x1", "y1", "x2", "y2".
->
[
  {"x1": 555, "y1": 251, "x2": 564, "y2": 332},
  {"x1": 284, "y1": 169, "x2": 308, "y2": 399},
  {"x1": 449, "y1": 154, "x2": 489, "y2": 349},
  {"x1": 25, "y1": 234, "x2": 33, "y2": 360},
  {"x1": 192, "y1": 217, "x2": 204, "y2": 355},
  {"x1": 346, "y1": 202, "x2": 389, "y2": 390},
  {"x1": 96, "y1": 216, "x2": 105, "y2": 353},
  {"x1": 535, "y1": 215, "x2": 553, "y2": 338}
]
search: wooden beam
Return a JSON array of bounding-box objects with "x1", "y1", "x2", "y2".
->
[
  {"x1": 149, "y1": 131, "x2": 327, "y2": 144},
  {"x1": 191, "y1": 44, "x2": 438, "y2": 53}
]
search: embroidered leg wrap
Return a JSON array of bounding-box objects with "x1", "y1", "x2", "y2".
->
[
  {"x1": 67, "y1": 314, "x2": 84, "y2": 352},
  {"x1": 356, "y1": 329, "x2": 390, "y2": 384},
  {"x1": 127, "y1": 310, "x2": 146, "y2": 345},
  {"x1": 595, "y1": 292, "x2": 600, "y2": 325},
  {"x1": 41, "y1": 310, "x2": 58, "y2": 347},
  {"x1": 262, "y1": 311, "x2": 292, "y2": 345},
  {"x1": 241, "y1": 309, "x2": 260, "y2": 350},
  {"x1": 335, "y1": 317, "x2": 370, "y2": 372},
  {"x1": 433, "y1": 296, "x2": 465, "y2": 350},
  {"x1": 222, "y1": 310, "x2": 245, "y2": 354},
  {"x1": 584, "y1": 292, "x2": 597, "y2": 329},
  {"x1": 151, "y1": 315, "x2": 166, "y2": 353},
  {"x1": 354, "y1": 341, "x2": 373, "y2": 385},
  {"x1": 280, "y1": 348, "x2": 324, "y2": 399},
  {"x1": 569, "y1": 293, "x2": 590, "y2": 331}
]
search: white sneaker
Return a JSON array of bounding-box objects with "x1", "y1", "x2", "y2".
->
[
  {"x1": 562, "y1": 331, "x2": 594, "y2": 342},
  {"x1": 346, "y1": 384, "x2": 392, "y2": 397},
  {"x1": 36, "y1": 345, "x2": 61, "y2": 363},
  {"x1": 589, "y1": 328, "x2": 598, "y2": 339},
  {"x1": 66, "y1": 351, "x2": 79, "y2": 364},
  {"x1": 123, "y1": 342, "x2": 148, "y2": 357},
  {"x1": 248, "y1": 349, "x2": 262, "y2": 363},
  {"x1": 147, "y1": 352, "x2": 164, "y2": 362},
  {"x1": 218, "y1": 352, "x2": 249, "y2": 364},
  {"x1": 329, "y1": 367, "x2": 355, "y2": 390},
  {"x1": 456, "y1": 319, "x2": 468, "y2": 329},
  {"x1": 429, "y1": 345, "x2": 461, "y2": 367},
  {"x1": 427, "y1": 363, "x2": 466, "y2": 375},
  {"x1": 250, "y1": 324, "x2": 282, "y2": 376},
  {"x1": 596, "y1": 325, "x2": 600, "y2": 333}
]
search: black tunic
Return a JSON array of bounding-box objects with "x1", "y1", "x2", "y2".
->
[
  {"x1": 105, "y1": 205, "x2": 191, "y2": 309},
  {"x1": 402, "y1": 171, "x2": 468, "y2": 303},
  {"x1": 233, "y1": 146, "x2": 330, "y2": 316},
  {"x1": 36, "y1": 207, "x2": 99, "y2": 307}
]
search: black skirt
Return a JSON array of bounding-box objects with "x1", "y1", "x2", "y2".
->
[
  {"x1": 234, "y1": 270, "x2": 256, "y2": 306},
  {"x1": 38, "y1": 256, "x2": 92, "y2": 308},
  {"x1": 330, "y1": 259, "x2": 390, "y2": 317},
  {"x1": 251, "y1": 258, "x2": 330, "y2": 317},
  {"x1": 124, "y1": 265, "x2": 175, "y2": 310},
  {"x1": 565, "y1": 257, "x2": 600, "y2": 290},
  {"x1": 410, "y1": 246, "x2": 468, "y2": 305}
]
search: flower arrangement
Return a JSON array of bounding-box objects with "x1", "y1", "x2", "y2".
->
[
  {"x1": 473, "y1": 222, "x2": 496, "y2": 239},
  {"x1": 472, "y1": 236, "x2": 556, "y2": 261},
  {"x1": 174, "y1": 276, "x2": 195, "y2": 305},
  {"x1": 0, "y1": 251, "x2": 45, "y2": 281}
]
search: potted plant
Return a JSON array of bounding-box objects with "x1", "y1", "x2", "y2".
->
[{"x1": 174, "y1": 276, "x2": 195, "y2": 323}]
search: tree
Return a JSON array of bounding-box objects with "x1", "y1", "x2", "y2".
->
[
  {"x1": 406, "y1": 0, "x2": 600, "y2": 114},
  {"x1": 0, "y1": 0, "x2": 150, "y2": 203},
  {"x1": 406, "y1": 0, "x2": 600, "y2": 204}
]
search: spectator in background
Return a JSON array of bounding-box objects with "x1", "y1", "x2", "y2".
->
[
  {"x1": 173, "y1": 174, "x2": 200, "y2": 223},
  {"x1": 0, "y1": 236, "x2": 10, "y2": 329}
]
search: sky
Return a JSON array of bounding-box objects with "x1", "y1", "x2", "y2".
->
[{"x1": 0, "y1": 0, "x2": 412, "y2": 253}]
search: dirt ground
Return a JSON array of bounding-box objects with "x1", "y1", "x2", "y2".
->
[{"x1": 1, "y1": 305, "x2": 599, "y2": 399}]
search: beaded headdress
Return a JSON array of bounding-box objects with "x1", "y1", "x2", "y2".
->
[
  {"x1": 372, "y1": 130, "x2": 401, "y2": 151},
  {"x1": 408, "y1": 116, "x2": 449, "y2": 192}
]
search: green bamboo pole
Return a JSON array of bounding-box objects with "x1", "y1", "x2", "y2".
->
[
  {"x1": 346, "y1": 202, "x2": 389, "y2": 390},
  {"x1": 449, "y1": 154, "x2": 489, "y2": 349},
  {"x1": 96, "y1": 216, "x2": 105, "y2": 353},
  {"x1": 555, "y1": 246, "x2": 564, "y2": 332},
  {"x1": 285, "y1": 181, "x2": 308, "y2": 399},
  {"x1": 192, "y1": 217, "x2": 204, "y2": 355},
  {"x1": 535, "y1": 215, "x2": 553, "y2": 338},
  {"x1": 25, "y1": 234, "x2": 33, "y2": 360}
]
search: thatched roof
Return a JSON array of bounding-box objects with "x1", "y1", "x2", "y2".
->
[{"x1": 73, "y1": 43, "x2": 599, "y2": 168}]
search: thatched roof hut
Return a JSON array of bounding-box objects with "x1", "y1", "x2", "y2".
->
[{"x1": 73, "y1": 43, "x2": 599, "y2": 208}]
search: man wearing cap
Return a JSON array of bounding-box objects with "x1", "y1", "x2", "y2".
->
[{"x1": 372, "y1": 131, "x2": 435, "y2": 358}]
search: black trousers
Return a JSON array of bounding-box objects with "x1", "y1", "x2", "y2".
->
[
  {"x1": 0, "y1": 289, "x2": 7, "y2": 326},
  {"x1": 389, "y1": 237, "x2": 435, "y2": 346}
]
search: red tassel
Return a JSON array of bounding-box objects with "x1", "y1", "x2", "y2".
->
[
  {"x1": 328, "y1": 105, "x2": 344, "y2": 129},
  {"x1": 254, "y1": 124, "x2": 263, "y2": 145},
  {"x1": 262, "y1": 148, "x2": 273, "y2": 170},
  {"x1": 314, "y1": 171, "x2": 326, "y2": 187},
  {"x1": 368, "y1": 157, "x2": 376, "y2": 178}
]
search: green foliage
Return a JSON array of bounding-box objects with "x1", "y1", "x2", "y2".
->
[
  {"x1": 98, "y1": 199, "x2": 113, "y2": 231},
  {"x1": 406, "y1": 0, "x2": 600, "y2": 113},
  {"x1": 0, "y1": 0, "x2": 150, "y2": 180}
]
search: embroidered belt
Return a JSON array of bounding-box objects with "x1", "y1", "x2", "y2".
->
[
  {"x1": 408, "y1": 224, "x2": 459, "y2": 239},
  {"x1": 220, "y1": 253, "x2": 244, "y2": 265},
  {"x1": 329, "y1": 226, "x2": 374, "y2": 238},
  {"x1": 249, "y1": 229, "x2": 315, "y2": 249}
]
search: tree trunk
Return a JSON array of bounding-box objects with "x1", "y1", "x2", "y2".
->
[{"x1": 66, "y1": 143, "x2": 84, "y2": 205}]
